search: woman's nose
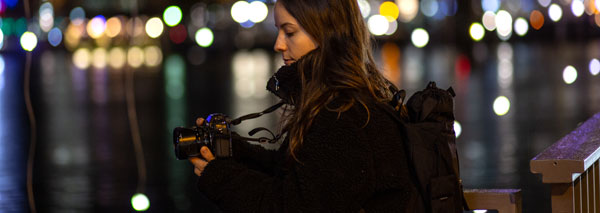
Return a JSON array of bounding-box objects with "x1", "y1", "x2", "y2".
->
[{"x1": 273, "y1": 33, "x2": 286, "y2": 52}]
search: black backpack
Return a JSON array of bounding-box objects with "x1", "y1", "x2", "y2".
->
[{"x1": 381, "y1": 81, "x2": 467, "y2": 213}]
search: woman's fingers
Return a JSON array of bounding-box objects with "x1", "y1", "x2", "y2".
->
[
  {"x1": 196, "y1": 117, "x2": 205, "y2": 127},
  {"x1": 201, "y1": 146, "x2": 215, "y2": 162}
]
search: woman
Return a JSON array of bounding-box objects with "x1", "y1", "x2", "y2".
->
[{"x1": 189, "y1": 0, "x2": 421, "y2": 211}]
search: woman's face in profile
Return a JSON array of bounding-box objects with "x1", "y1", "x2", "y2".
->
[{"x1": 273, "y1": 2, "x2": 318, "y2": 66}]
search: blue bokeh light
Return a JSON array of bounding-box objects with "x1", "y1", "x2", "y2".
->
[
  {"x1": 48, "y1": 27, "x2": 62, "y2": 47},
  {"x1": 482, "y1": 0, "x2": 500, "y2": 12}
]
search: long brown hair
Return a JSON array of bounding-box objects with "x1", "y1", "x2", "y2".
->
[{"x1": 278, "y1": 0, "x2": 394, "y2": 159}]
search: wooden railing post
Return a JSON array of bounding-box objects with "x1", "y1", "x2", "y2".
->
[{"x1": 531, "y1": 112, "x2": 600, "y2": 213}]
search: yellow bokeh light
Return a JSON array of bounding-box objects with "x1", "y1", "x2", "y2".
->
[
  {"x1": 380, "y1": 1, "x2": 400, "y2": 21},
  {"x1": 65, "y1": 23, "x2": 84, "y2": 51},
  {"x1": 92, "y1": 48, "x2": 107, "y2": 69},
  {"x1": 144, "y1": 46, "x2": 163, "y2": 67},
  {"x1": 73, "y1": 48, "x2": 91, "y2": 69},
  {"x1": 86, "y1": 16, "x2": 106, "y2": 39},
  {"x1": 105, "y1": 17, "x2": 122, "y2": 38},
  {"x1": 127, "y1": 47, "x2": 144, "y2": 68},
  {"x1": 108, "y1": 47, "x2": 126, "y2": 69}
]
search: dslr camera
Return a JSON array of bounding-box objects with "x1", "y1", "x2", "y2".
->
[{"x1": 172, "y1": 113, "x2": 232, "y2": 160}]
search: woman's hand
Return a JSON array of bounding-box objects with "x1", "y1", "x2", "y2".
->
[{"x1": 189, "y1": 117, "x2": 216, "y2": 176}]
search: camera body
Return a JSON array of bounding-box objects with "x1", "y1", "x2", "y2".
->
[{"x1": 172, "y1": 113, "x2": 232, "y2": 160}]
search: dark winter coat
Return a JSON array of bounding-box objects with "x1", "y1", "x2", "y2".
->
[{"x1": 196, "y1": 97, "x2": 421, "y2": 212}]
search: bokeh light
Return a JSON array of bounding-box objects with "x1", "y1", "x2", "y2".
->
[
  {"x1": 87, "y1": 15, "x2": 107, "y2": 39},
  {"x1": 482, "y1": 11, "x2": 496, "y2": 31},
  {"x1": 454, "y1": 120, "x2": 462, "y2": 138},
  {"x1": 530, "y1": 10, "x2": 544, "y2": 30},
  {"x1": 20, "y1": 31, "x2": 37, "y2": 51},
  {"x1": 231, "y1": 1, "x2": 251, "y2": 23},
  {"x1": 538, "y1": 0, "x2": 551, "y2": 7},
  {"x1": 495, "y1": 10, "x2": 513, "y2": 40},
  {"x1": 493, "y1": 96, "x2": 511, "y2": 116},
  {"x1": 549, "y1": 4, "x2": 563, "y2": 22},
  {"x1": 385, "y1": 20, "x2": 398, "y2": 35},
  {"x1": 126, "y1": 17, "x2": 145, "y2": 38},
  {"x1": 0, "y1": 29, "x2": 4, "y2": 50},
  {"x1": 131, "y1": 193, "x2": 150, "y2": 211},
  {"x1": 590, "y1": 58, "x2": 600, "y2": 76},
  {"x1": 411, "y1": 28, "x2": 429, "y2": 48},
  {"x1": 105, "y1": 17, "x2": 122, "y2": 38},
  {"x1": 249, "y1": 1, "x2": 268, "y2": 23},
  {"x1": 127, "y1": 47, "x2": 145, "y2": 68},
  {"x1": 482, "y1": 0, "x2": 500, "y2": 12},
  {"x1": 39, "y1": 2, "x2": 54, "y2": 32},
  {"x1": 469, "y1": 22, "x2": 485, "y2": 41},
  {"x1": 15, "y1": 18, "x2": 26, "y2": 36},
  {"x1": 145, "y1": 17, "x2": 164, "y2": 38},
  {"x1": 92, "y1": 48, "x2": 107, "y2": 69},
  {"x1": 563, "y1": 65, "x2": 578, "y2": 84},
  {"x1": 169, "y1": 25, "x2": 187, "y2": 44},
  {"x1": 421, "y1": 0, "x2": 439, "y2": 17},
  {"x1": 164, "y1": 6, "x2": 183, "y2": 27},
  {"x1": 380, "y1": 1, "x2": 400, "y2": 21},
  {"x1": 367, "y1": 15, "x2": 389, "y2": 36},
  {"x1": 1, "y1": 18, "x2": 13, "y2": 37},
  {"x1": 195, "y1": 28, "x2": 214, "y2": 47},
  {"x1": 73, "y1": 48, "x2": 91, "y2": 69},
  {"x1": 69, "y1": 7, "x2": 85, "y2": 26},
  {"x1": 144, "y1": 46, "x2": 163, "y2": 67},
  {"x1": 514, "y1": 17, "x2": 529, "y2": 36},
  {"x1": 65, "y1": 23, "x2": 84, "y2": 50},
  {"x1": 108, "y1": 47, "x2": 126, "y2": 69},
  {"x1": 357, "y1": 0, "x2": 371, "y2": 18},
  {"x1": 572, "y1": 0, "x2": 585, "y2": 17},
  {"x1": 397, "y1": 0, "x2": 419, "y2": 22},
  {"x1": 48, "y1": 27, "x2": 62, "y2": 47}
]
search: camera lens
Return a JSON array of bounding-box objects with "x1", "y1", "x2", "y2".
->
[{"x1": 173, "y1": 127, "x2": 203, "y2": 160}]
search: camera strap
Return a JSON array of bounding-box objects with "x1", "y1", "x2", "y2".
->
[
  {"x1": 228, "y1": 101, "x2": 286, "y2": 144},
  {"x1": 229, "y1": 101, "x2": 285, "y2": 125}
]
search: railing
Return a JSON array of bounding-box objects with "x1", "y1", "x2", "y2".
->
[
  {"x1": 465, "y1": 189, "x2": 522, "y2": 213},
  {"x1": 531, "y1": 112, "x2": 600, "y2": 213}
]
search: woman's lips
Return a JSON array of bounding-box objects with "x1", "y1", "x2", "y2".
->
[{"x1": 284, "y1": 59, "x2": 294, "y2": 65}]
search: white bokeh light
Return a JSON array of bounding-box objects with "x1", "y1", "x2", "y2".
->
[
  {"x1": 145, "y1": 17, "x2": 164, "y2": 39},
  {"x1": 469, "y1": 22, "x2": 485, "y2": 41},
  {"x1": 549, "y1": 4, "x2": 563, "y2": 22},
  {"x1": 357, "y1": 0, "x2": 371, "y2": 18},
  {"x1": 514, "y1": 17, "x2": 529, "y2": 36},
  {"x1": 231, "y1": 1, "x2": 251, "y2": 23},
  {"x1": 495, "y1": 10, "x2": 513, "y2": 39},
  {"x1": 367, "y1": 15, "x2": 389, "y2": 36},
  {"x1": 20, "y1": 31, "x2": 38, "y2": 52},
  {"x1": 397, "y1": 0, "x2": 419, "y2": 22},
  {"x1": 482, "y1": 11, "x2": 496, "y2": 31},
  {"x1": 590, "y1": 58, "x2": 600, "y2": 76},
  {"x1": 195, "y1": 28, "x2": 214, "y2": 47},
  {"x1": 563, "y1": 65, "x2": 577, "y2": 84},
  {"x1": 249, "y1": 1, "x2": 268, "y2": 23},
  {"x1": 493, "y1": 96, "x2": 511, "y2": 116},
  {"x1": 571, "y1": 0, "x2": 585, "y2": 17},
  {"x1": 411, "y1": 28, "x2": 429, "y2": 48},
  {"x1": 454, "y1": 121, "x2": 462, "y2": 138},
  {"x1": 131, "y1": 193, "x2": 150, "y2": 211}
]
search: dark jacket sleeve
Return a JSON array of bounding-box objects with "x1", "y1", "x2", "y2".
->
[
  {"x1": 230, "y1": 135, "x2": 288, "y2": 175},
  {"x1": 197, "y1": 110, "x2": 375, "y2": 212}
]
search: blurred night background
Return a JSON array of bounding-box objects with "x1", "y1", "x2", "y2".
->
[{"x1": 0, "y1": 0, "x2": 599, "y2": 212}]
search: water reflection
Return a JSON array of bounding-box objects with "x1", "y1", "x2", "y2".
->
[{"x1": 0, "y1": 37, "x2": 594, "y2": 212}]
